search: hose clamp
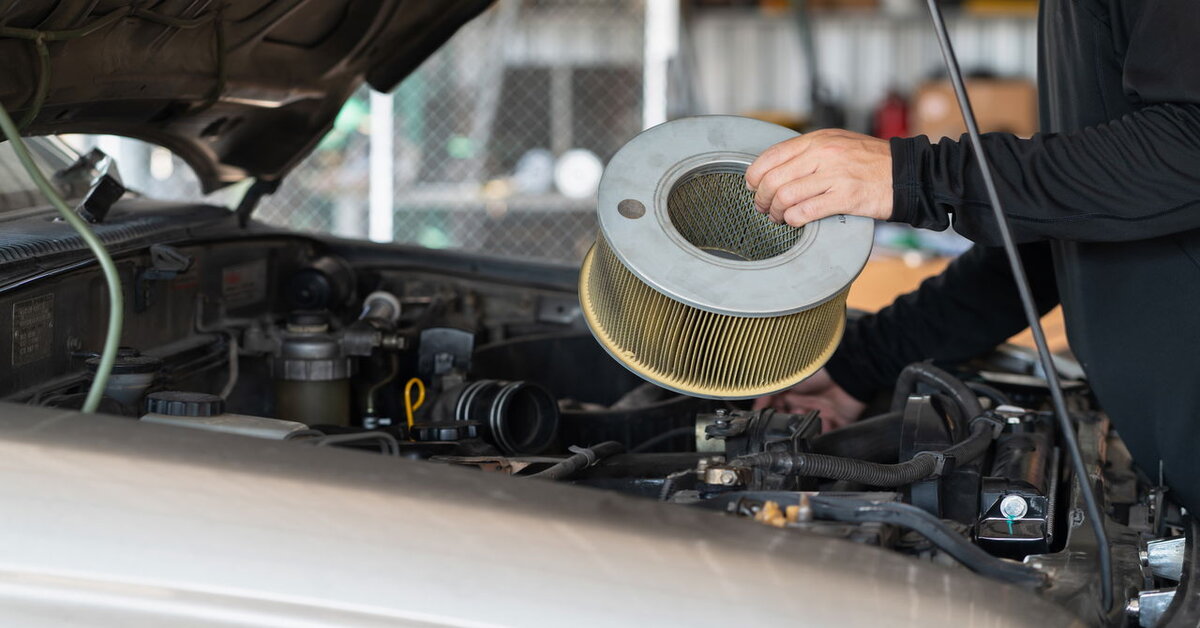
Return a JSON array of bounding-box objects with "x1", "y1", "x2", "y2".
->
[
  {"x1": 914, "y1": 450, "x2": 950, "y2": 478},
  {"x1": 970, "y1": 412, "x2": 1007, "y2": 438}
]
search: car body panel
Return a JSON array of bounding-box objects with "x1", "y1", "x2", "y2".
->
[{"x1": 0, "y1": 402, "x2": 1082, "y2": 627}]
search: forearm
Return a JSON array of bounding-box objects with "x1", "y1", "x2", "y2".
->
[
  {"x1": 825, "y1": 242, "x2": 1059, "y2": 402},
  {"x1": 891, "y1": 103, "x2": 1200, "y2": 244}
]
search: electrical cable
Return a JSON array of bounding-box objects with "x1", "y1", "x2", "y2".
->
[
  {"x1": 734, "y1": 418, "x2": 997, "y2": 486},
  {"x1": 922, "y1": 0, "x2": 1113, "y2": 611},
  {"x1": 528, "y1": 441, "x2": 624, "y2": 480},
  {"x1": 0, "y1": 101, "x2": 123, "y2": 414},
  {"x1": 0, "y1": 5, "x2": 223, "y2": 127},
  {"x1": 17, "y1": 37, "x2": 49, "y2": 129},
  {"x1": 219, "y1": 335, "x2": 239, "y2": 400},
  {"x1": 194, "y1": 8, "x2": 226, "y2": 114},
  {"x1": 806, "y1": 495, "x2": 1047, "y2": 588}
]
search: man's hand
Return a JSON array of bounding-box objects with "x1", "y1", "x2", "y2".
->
[
  {"x1": 744, "y1": 129, "x2": 893, "y2": 227},
  {"x1": 752, "y1": 369, "x2": 867, "y2": 432}
]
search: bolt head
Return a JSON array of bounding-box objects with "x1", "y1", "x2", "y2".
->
[
  {"x1": 719, "y1": 469, "x2": 738, "y2": 485},
  {"x1": 999, "y1": 494, "x2": 1029, "y2": 519}
]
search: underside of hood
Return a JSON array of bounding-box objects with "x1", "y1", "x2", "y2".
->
[{"x1": 0, "y1": 0, "x2": 492, "y2": 192}]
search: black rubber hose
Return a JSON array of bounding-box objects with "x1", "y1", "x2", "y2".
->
[
  {"x1": 945, "y1": 420, "x2": 994, "y2": 462},
  {"x1": 966, "y1": 381, "x2": 1013, "y2": 408},
  {"x1": 810, "y1": 411, "x2": 904, "y2": 463},
  {"x1": 735, "y1": 421, "x2": 994, "y2": 487},
  {"x1": 807, "y1": 495, "x2": 1046, "y2": 588},
  {"x1": 932, "y1": 392, "x2": 968, "y2": 442},
  {"x1": 529, "y1": 441, "x2": 623, "y2": 481},
  {"x1": 758, "y1": 450, "x2": 937, "y2": 487},
  {"x1": 890, "y1": 362, "x2": 983, "y2": 420}
]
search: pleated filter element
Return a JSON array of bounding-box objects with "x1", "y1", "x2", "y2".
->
[
  {"x1": 579, "y1": 116, "x2": 874, "y2": 399},
  {"x1": 667, "y1": 165, "x2": 803, "y2": 261}
]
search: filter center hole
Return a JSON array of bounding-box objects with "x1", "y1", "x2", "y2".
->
[{"x1": 666, "y1": 163, "x2": 803, "y2": 262}]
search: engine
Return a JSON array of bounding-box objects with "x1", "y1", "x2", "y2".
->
[{"x1": 10, "y1": 240, "x2": 1186, "y2": 627}]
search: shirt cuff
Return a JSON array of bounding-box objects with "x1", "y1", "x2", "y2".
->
[{"x1": 888, "y1": 135, "x2": 949, "y2": 232}]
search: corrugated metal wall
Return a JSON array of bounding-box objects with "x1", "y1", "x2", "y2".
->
[{"x1": 689, "y1": 9, "x2": 1038, "y2": 130}]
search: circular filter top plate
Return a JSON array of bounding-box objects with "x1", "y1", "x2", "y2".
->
[{"x1": 597, "y1": 115, "x2": 874, "y2": 317}]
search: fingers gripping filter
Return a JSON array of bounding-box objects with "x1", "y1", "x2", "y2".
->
[{"x1": 579, "y1": 116, "x2": 874, "y2": 399}]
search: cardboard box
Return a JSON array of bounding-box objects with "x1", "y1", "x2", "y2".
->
[
  {"x1": 911, "y1": 79, "x2": 1037, "y2": 140},
  {"x1": 849, "y1": 255, "x2": 1068, "y2": 353}
]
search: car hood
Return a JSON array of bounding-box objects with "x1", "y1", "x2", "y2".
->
[
  {"x1": 0, "y1": 402, "x2": 1083, "y2": 627},
  {"x1": 0, "y1": 0, "x2": 491, "y2": 192}
]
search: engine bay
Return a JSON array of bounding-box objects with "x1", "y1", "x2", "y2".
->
[{"x1": 2, "y1": 234, "x2": 1190, "y2": 626}]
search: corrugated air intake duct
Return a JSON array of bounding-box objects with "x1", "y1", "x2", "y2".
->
[{"x1": 579, "y1": 116, "x2": 874, "y2": 399}]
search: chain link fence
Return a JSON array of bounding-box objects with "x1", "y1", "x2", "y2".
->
[
  {"x1": 374, "y1": 0, "x2": 644, "y2": 263},
  {"x1": 65, "y1": 0, "x2": 1018, "y2": 266},
  {"x1": 87, "y1": 0, "x2": 647, "y2": 266}
]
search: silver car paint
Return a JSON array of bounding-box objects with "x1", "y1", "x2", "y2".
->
[{"x1": 0, "y1": 403, "x2": 1082, "y2": 626}]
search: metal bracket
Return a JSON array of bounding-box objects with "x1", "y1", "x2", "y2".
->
[
  {"x1": 1148, "y1": 537, "x2": 1186, "y2": 582},
  {"x1": 135, "y1": 244, "x2": 194, "y2": 312},
  {"x1": 54, "y1": 148, "x2": 127, "y2": 224},
  {"x1": 235, "y1": 178, "x2": 280, "y2": 227},
  {"x1": 914, "y1": 450, "x2": 951, "y2": 478}
]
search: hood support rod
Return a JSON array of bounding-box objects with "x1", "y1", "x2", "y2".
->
[{"x1": 235, "y1": 178, "x2": 279, "y2": 227}]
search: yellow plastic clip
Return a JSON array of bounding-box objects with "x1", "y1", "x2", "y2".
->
[{"x1": 404, "y1": 377, "x2": 426, "y2": 431}]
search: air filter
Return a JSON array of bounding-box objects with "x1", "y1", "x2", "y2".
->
[{"x1": 579, "y1": 116, "x2": 874, "y2": 399}]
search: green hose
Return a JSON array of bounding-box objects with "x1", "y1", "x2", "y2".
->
[{"x1": 0, "y1": 102, "x2": 124, "y2": 413}]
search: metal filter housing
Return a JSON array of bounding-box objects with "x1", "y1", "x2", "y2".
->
[{"x1": 579, "y1": 116, "x2": 874, "y2": 399}]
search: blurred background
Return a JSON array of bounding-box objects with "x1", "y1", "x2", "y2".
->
[{"x1": 65, "y1": 0, "x2": 1062, "y2": 347}]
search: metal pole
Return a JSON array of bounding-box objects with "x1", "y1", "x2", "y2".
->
[
  {"x1": 369, "y1": 89, "x2": 395, "y2": 243},
  {"x1": 643, "y1": 0, "x2": 680, "y2": 129}
]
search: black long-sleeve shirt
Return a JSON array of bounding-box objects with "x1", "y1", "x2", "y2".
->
[{"x1": 824, "y1": 0, "x2": 1200, "y2": 510}]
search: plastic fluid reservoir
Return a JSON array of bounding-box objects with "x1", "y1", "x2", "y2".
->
[
  {"x1": 87, "y1": 348, "x2": 162, "y2": 410},
  {"x1": 271, "y1": 312, "x2": 352, "y2": 426},
  {"x1": 141, "y1": 391, "x2": 310, "y2": 440}
]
